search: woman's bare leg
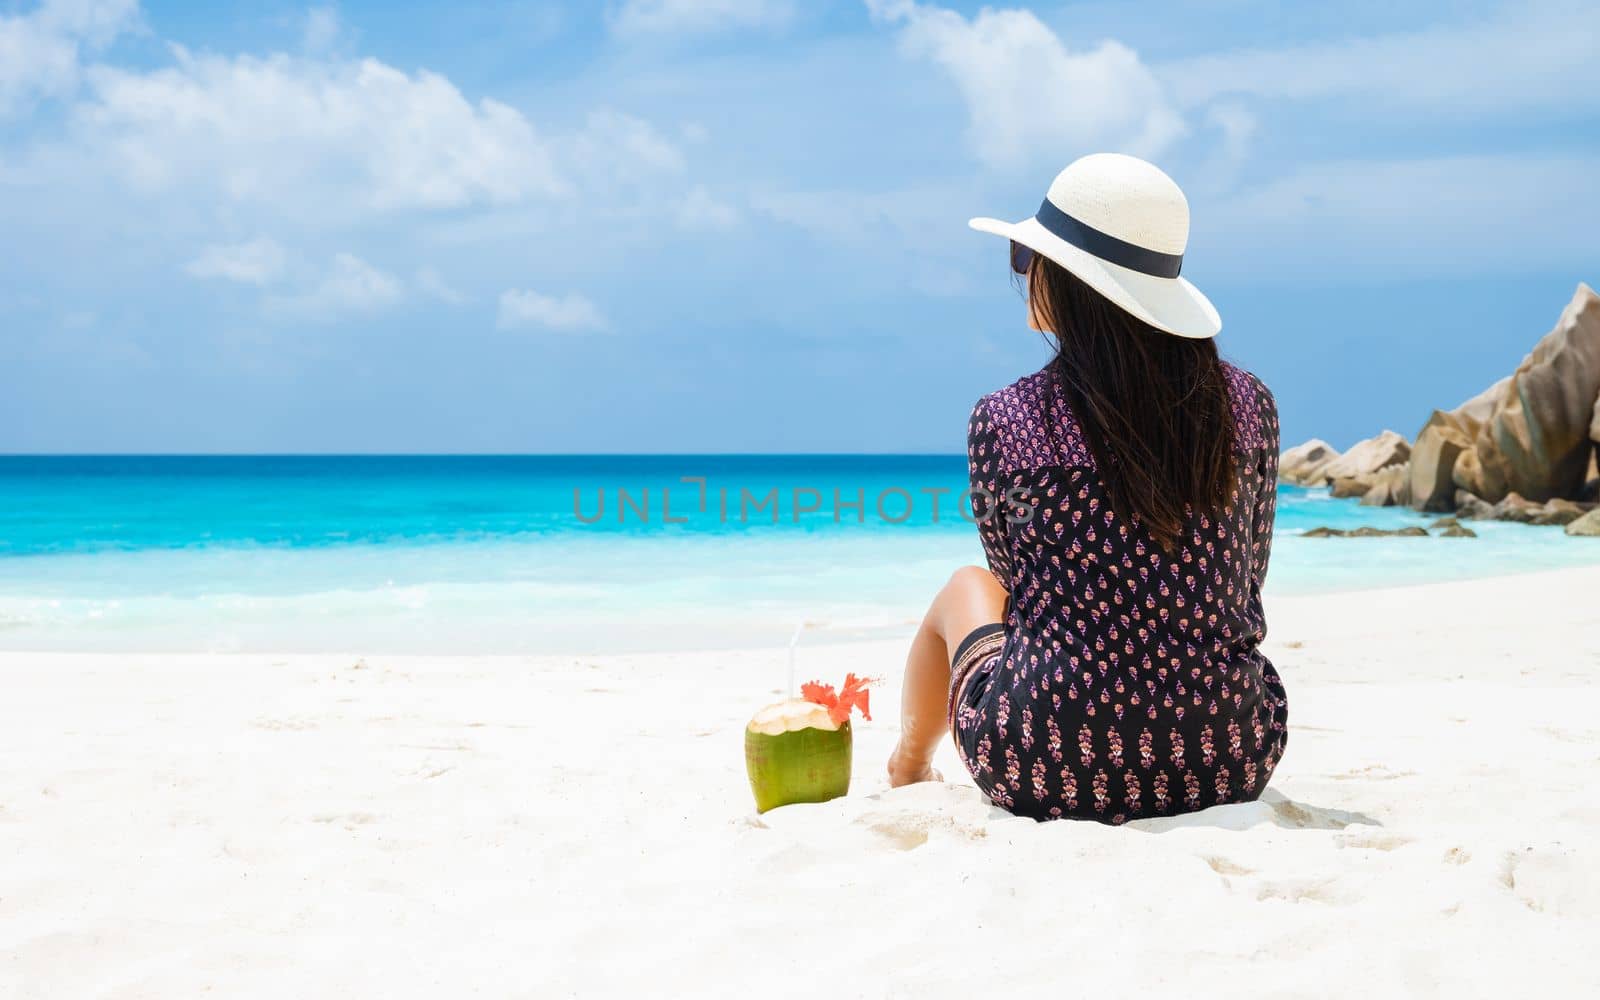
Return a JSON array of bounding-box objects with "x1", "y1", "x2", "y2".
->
[{"x1": 887, "y1": 565, "x2": 1007, "y2": 787}]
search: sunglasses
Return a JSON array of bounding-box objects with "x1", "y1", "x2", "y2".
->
[{"x1": 1009, "y1": 240, "x2": 1035, "y2": 276}]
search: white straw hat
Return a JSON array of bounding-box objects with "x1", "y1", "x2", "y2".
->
[{"x1": 970, "y1": 153, "x2": 1220, "y2": 339}]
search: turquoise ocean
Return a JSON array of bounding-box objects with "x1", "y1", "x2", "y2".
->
[{"x1": 2, "y1": 456, "x2": 1593, "y2": 653}]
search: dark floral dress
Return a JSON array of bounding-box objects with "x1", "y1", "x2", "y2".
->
[{"x1": 948, "y1": 362, "x2": 1288, "y2": 823}]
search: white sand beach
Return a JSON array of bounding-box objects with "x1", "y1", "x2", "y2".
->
[{"x1": 3, "y1": 564, "x2": 1598, "y2": 997}]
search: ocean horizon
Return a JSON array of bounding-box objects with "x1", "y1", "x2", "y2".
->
[{"x1": 2, "y1": 454, "x2": 1592, "y2": 654}]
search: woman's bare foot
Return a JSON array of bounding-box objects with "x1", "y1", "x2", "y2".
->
[{"x1": 886, "y1": 742, "x2": 943, "y2": 787}]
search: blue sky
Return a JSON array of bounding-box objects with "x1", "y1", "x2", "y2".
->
[{"x1": 1, "y1": 0, "x2": 1596, "y2": 453}]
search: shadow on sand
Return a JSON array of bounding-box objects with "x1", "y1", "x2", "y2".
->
[{"x1": 1129, "y1": 789, "x2": 1381, "y2": 834}]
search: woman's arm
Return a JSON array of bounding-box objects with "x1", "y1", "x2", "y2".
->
[
  {"x1": 1250, "y1": 382, "x2": 1280, "y2": 596},
  {"x1": 968, "y1": 395, "x2": 1013, "y2": 590}
]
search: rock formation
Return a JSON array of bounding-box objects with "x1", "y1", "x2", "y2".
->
[
  {"x1": 1328, "y1": 476, "x2": 1370, "y2": 499},
  {"x1": 1408, "y1": 376, "x2": 1511, "y2": 511},
  {"x1": 1320, "y1": 430, "x2": 1410, "y2": 482},
  {"x1": 1589, "y1": 396, "x2": 1600, "y2": 495},
  {"x1": 1279, "y1": 430, "x2": 1411, "y2": 504},
  {"x1": 1293, "y1": 283, "x2": 1600, "y2": 534},
  {"x1": 1278, "y1": 439, "x2": 1341, "y2": 486},
  {"x1": 1487, "y1": 492, "x2": 1541, "y2": 523},
  {"x1": 1452, "y1": 493, "x2": 1493, "y2": 519},
  {"x1": 1359, "y1": 464, "x2": 1411, "y2": 507},
  {"x1": 1409, "y1": 411, "x2": 1479, "y2": 512},
  {"x1": 1532, "y1": 499, "x2": 1588, "y2": 526},
  {"x1": 1452, "y1": 284, "x2": 1600, "y2": 502},
  {"x1": 1451, "y1": 491, "x2": 1593, "y2": 524},
  {"x1": 1301, "y1": 525, "x2": 1430, "y2": 538},
  {"x1": 1566, "y1": 508, "x2": 1600, "y2": 536}
]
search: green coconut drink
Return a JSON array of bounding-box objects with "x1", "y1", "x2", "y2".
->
[{"x1": 744, "y1": 674, "x2": 872, "y2": 814}]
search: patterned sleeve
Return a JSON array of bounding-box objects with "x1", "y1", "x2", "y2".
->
[
  {"x1": 1250, "y1": 380, "x2": 1280, "y2": 596},
  {"x1": 968, "y1": 395, "x2": 1013, "y2": 589}
]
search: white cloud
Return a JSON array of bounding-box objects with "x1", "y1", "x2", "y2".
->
[
  {"x1": 1186, "y1": 103, "x2": 1257, "y2": 191},
  {"x1": 866, "y1": 0, "x2": 1184, "y2": 170},
  {"x1": 301, "y1": 6, "x2": 341, "y2": 54},
  {"x1": 269, "y1": 252, "x2": 401, "y2": 319},
  {"x1": 24, "y1": 45, "x2": 694, "y2": 228},
  {"x1": 185, "y1": 237, "x2": 287, "y2": 285},
  {"x1": 497, "y1": 289, "x2": 607, "y2": 332},
  {"x1": 415, "y1": 265, "x2": 467, "y2": 304},
  {"x1": 0, "y1": 0, "x2": 138, "y2": 114},
  {"x1": 753, "y1": 185, "x2": 948, "y2": 247},
  {"x1": 25, "y1": 0, "x2": 135, "y2": 43},
  {"x1": 189, "y1": 239, "x2": 437, "y2": 317},
  {"x1": 568, "y1": 109, "x2": 687, "y2": 182},
  {"x1": 675, "y1": 185, "x2": 740, "y2": 230},
  {"x1": 609, "y1": 0, "x2": 793, "y2": 37},
  {"x1": 76, "y1": 48, "x2": 569, "y2": 212},
  {"x1": 1202, "y1": 154, "x2": 1600, "y2": 280},
  {"x1": 750, "y1": 181, "x2": 981, "y2": 296},
  {"x1": 1164, "y1": 0, "x2": 1600, "y2": 117}
]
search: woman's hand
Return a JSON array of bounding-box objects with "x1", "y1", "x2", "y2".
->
[{"x1": 886, "y1": 742, "x2": 943, "y2": 787}]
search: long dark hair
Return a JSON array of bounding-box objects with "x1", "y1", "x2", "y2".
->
[{"x1": 1025, "y1": 255, "x2": 1237, "y2": 550}]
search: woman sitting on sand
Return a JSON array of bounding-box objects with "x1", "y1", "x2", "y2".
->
[{"x1": 887, "y1": 154, "x2": 1289, "y2": 823}]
